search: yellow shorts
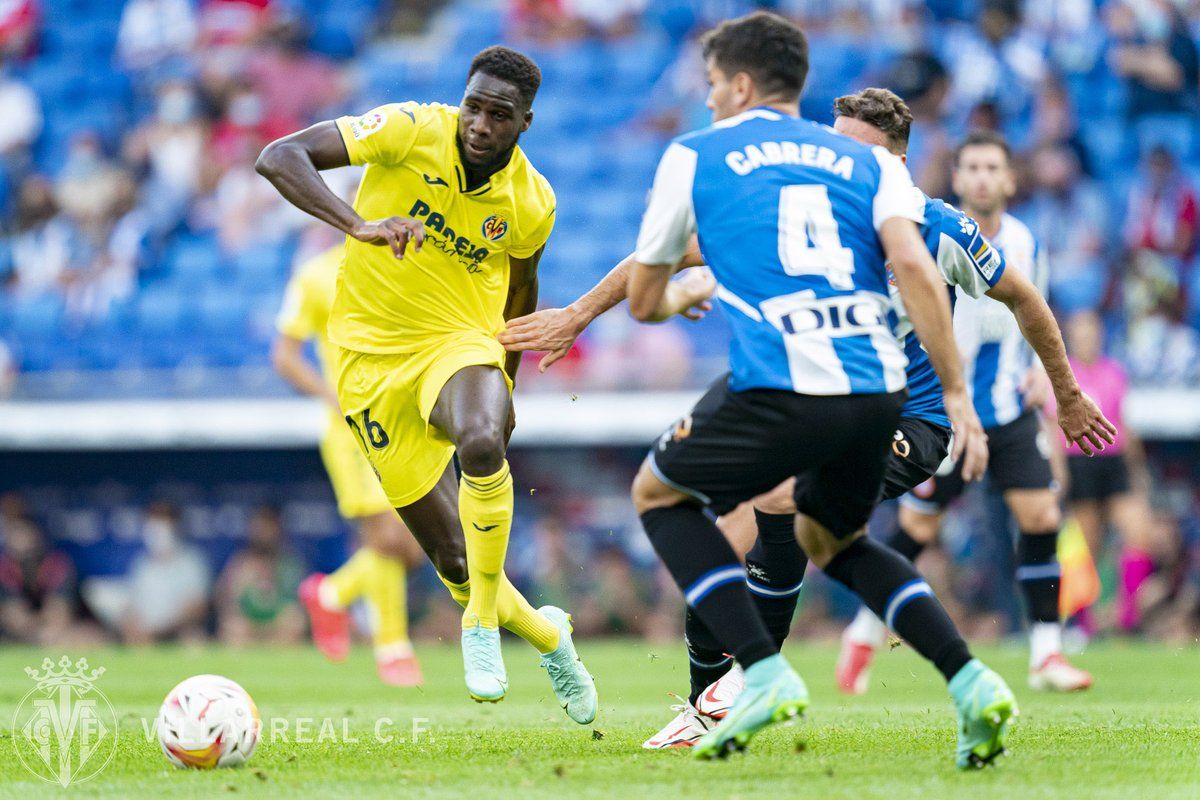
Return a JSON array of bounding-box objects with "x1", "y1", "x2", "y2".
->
[
  {"x1": 334, "y1": 333, "x2": 511, "y2": 508},
  {"x1": 319, "y1": 412, "x2": 393, "y2": 519}
]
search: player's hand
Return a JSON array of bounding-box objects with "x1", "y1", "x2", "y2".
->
[
  {"x1": 662, "y1": 268, "x2": 716, "y2": 321},
  {"x1": 1056, "y1": 391, "x2": 1117, "y2": 457},
  {"x1": 350, "y1": 217, "x2": 425, "y2": 259},
  {"x1": 944, "y1": 388, "x2": 988, "y2": 482},
  {"x1": 1020, "y1": 366, "x2": 1051, "y2": 411},
  {"x1": 499, "y1": 307, "x2": 587, "y2": 372}
]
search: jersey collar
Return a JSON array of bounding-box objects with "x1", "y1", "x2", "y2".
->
[{"x1": 451, "y1": 142, "x2": 520, "y2": 197}]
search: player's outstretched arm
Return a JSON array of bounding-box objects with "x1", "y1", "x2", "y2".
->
[
  {"x1": 271, "y1": 335, "x2": 340, "y2": 411},
  {"x1": 256, "y1": 122, "x2": 425, "y2": 258},
  {"x1": 986, "y1": 268, "x2": 1117, "y2": 456},
  {"x1": 499, "y1": 239, "x2": 710, "y2": 372},
  {"x1": 881, "y1": 216, "x2": 988, "y2": 481}
]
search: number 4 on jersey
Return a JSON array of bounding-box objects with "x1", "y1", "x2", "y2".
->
[{"x1": 778, "y1": 184, "x2": 855, "y2": 291}]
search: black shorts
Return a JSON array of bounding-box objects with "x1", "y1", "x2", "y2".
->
[
  {"x1": 901, "y1": 410, "x2": 1054, "y2": 514},
  {"x1": 1067, "y1": 455, "x2": 1130, "y2": 502},
  {"x1": 649, "y1": 376, "x2": 905, "y2": 538},
  {"x1": 879, "y1": 418, "x2": 953, "y2": 501}
]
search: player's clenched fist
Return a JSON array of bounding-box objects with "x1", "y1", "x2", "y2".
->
[{"x1": 351, "y1": 216, "x2": 426, "y2": 259}]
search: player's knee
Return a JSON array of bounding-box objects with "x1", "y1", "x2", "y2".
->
[
  {"x1": 431, "y1": 549, "x2": 468, "y2": 585},
  {"x1": 796, "y1": 518, "x2": 862, "y2": 569},
  {"x1": 899, "y1": 507, "x2": 940, "y2": 543},
  {"x1": 631, "y1": 461, "x2": 679, "y2": 514},
  {"x1": 1019, "y1": 502, "x2": 1061, "y2": 534},
  {"x1": 753, "y1": 479, "x2": 797, "y2": 515},
  {"x1": 455, "y1": 425, "x2": 506, "y2": 476}
]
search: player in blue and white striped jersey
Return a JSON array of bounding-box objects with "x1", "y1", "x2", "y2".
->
[
  {"x1": 618, "y1": 12, "x2": 1016, "y2": 767},
  {"x1": 840, "y1": 128, "x2": 1116, "y2": 695}
]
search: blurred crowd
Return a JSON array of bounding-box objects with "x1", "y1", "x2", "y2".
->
[
  {"x1": 3, "y1": 427, "x2": 1200, "y2": 648},
  {"x1": 0, "y1": 0, "x2": 1197, "y2": 391}
]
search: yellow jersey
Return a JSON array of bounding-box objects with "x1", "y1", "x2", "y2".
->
[
  {"x1": 276, "y1": 245, "x2": 342, "y2": 384},
  {"x1": 330, "y1": 102, "x2": 556, "y2": 353}
]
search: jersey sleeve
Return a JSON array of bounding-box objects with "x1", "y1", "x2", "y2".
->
[
  {"x1": 634, "y1": 141, "x2": 697, "y2": 266},
  {"x1": 509, "y1": 177, "x2": 557, "y2": 259},
  {"x1": 936, "y1": 206, "x2": 1007, "y2": 298},
  {"x1": 275, "y1": 269, "x2": 319, "y2": 340},
  {"x1": 870, "y1": 147, "x2": 925, "y2": 231},
  {"x1": 335, "y1": 102, "x2": 422, "y2": 167}
]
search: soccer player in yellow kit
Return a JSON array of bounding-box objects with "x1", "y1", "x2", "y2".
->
[
  {"x1": 256, "y1": 46, "x2": 596, "y2": 722},
  {"x1": 273, "y1": 244, "x2": 426, "y2": 687}
]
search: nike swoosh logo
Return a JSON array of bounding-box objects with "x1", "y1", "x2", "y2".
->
[
  {"x1": 473, "y1": 523, "x2": 498, "y2": 532},
  {"x1": 423, "y1": 174, "x2": 448, "y2": 187}
]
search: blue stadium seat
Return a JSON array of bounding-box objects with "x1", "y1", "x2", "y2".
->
[
  {"x1": 12, "y1": 295, "x2": 65, "y2": 340},
  {"x1": 135, "y1": 290, "x2": 188, "y2": 336}
]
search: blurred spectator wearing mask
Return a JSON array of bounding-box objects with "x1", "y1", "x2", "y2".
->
[
  {"x1": 54, "y1": 139, "x2": 150, "y2": 321},
  {"x1": 1051, "y1": 311, "x2": 1165, "y2": 634},
  {"x1": 245, "y1": 18, "x2": 343, "y2": 136},
  {"x1": 116, "y1": 0, "x2": 198, "y2": 89},
  {"x1": 216, "y1": 506, "x2": 306, "y2": 646},
  {"x1": 122, "y1": 79, "x2": 209, "y2": 230},
  {"x1": 1107, "y1": 0, "x2": 1200, "y2": 157},
  {"x1": 939, "y1": 0, "x2": 1045, "y2": 135},
  {"x1": 1, "y1": 174, "x2": 73, "y2": 298},
  {"x1": 120, "y1": 503, "x2": 211, "y2": 645},
  {"x1": 1017, "y1": 144, "x2": 1109, "y2": 313},
  {"x1": 0, "y1": 511, "x2": 75, "y2": 644},
  {"x1": 0, "y1": 52, "x2": 42, "y2": 170},
  {"x1": 1125, "y1": 145, "x2": 1198, "y2": 264},
  {"x1": 1121, "y1": 145, "x2": 1198, "y2": 362}
]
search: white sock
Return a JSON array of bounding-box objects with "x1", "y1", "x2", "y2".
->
[
  {"x1": 846, "y1": 606, "x2": 888, "y2": 647},
  {"x1": 1029, "y1": 622, "x2": 1062, "y2": 668}
]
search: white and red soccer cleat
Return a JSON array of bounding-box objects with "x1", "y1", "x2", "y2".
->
[
  {"x1": 837, "y1": 609, "x2": 886, "y2": 695},
  {"x1": 1028, "y1": 653, "x2": 1093, "y2": 692},
  {"x1": 694, "y1": 664, "x2": 744, "y2": 720},
  {"x1": 642, "y1": 696, "x2": 714, "y2": 749},
  {"x1": 376, "y1": 642, "x2": 423, "y2": 687},
  {"x1": 299, "y1": 573, "x2": 350, "y2": 662}
]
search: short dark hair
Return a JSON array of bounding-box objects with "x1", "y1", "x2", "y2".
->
[
  {"x1": 701, "y1": 11, "x2": 809, "y2": 102},
  {"x1": 953, "y1": 130, "x2": 1012, "y2": 167},
  {"x1": 468, "y1": 46, "x2": 542, "y2": 108},
  {"x1": 834, "y1": 88, "x2": 913, "y2": 154}
]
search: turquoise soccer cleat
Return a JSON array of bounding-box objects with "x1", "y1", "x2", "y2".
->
[
  {"x1": 692, "y1": 654, "x2": 808, "y2": 760},
  {"x1": 462, "y1": 619, "x2": 508, "y2": 703},
  {"x1": 537, "y1": 606, "x2": 598, "y2": 725},
  {"x1": 949, "y1": 659, "x2": 1018, "y2": 769}
]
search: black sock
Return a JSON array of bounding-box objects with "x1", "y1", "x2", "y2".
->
[
  {"x1": 640, "y1": 505, "x2": 776, "y2": 671},
  {"x1": 1017, "y1": 531, "x2": 1061, "y2": 624},
  {"x1": 883, "y1": 524, "x2": 926, "y2": 563},
  {"x1": 823, "y1": 537, "x2": 972, "y2": 683},
  {"x1": 684, "y1": 607, "x2": 732, "y2": 706},
  {"x1": 746, "y1": 510, "x2": 806, "y2": 649}
]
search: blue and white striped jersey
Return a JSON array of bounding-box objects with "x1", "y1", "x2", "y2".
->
[
  {"x1": 634, "y1": 108, "x2": 925, "y2": 396},
  {"x1": 952, "y1": 212, "x2": 1048, "y2": 428},
  {"x1": 893, "y1": 193, "x2": 1008, "y2": 428}
]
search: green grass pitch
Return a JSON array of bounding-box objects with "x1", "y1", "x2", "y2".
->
[{"x1": 0, "y1": 640, "x2": 1197, "y2": 799}]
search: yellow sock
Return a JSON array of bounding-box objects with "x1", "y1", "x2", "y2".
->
[
  {"x1": 362, "y1": 551, "x2": 408, "y2": 649},
  {"x1": 497, "y1": 574, "x2": 560, "y2": 654},
  {"x1": 438, "y1": 573, "x2": 471, "y2": 608},
  {"x1": 322, "y1": 547, "x2": 376, "y2": 608},
  {"x1": 459, "y1": 461, "x2": 513, "y2": 629},
  {"x1": 437, "y1": 572, "x2": 559, "y2": 653}
]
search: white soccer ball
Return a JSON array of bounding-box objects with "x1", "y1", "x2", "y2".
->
[{"x1": 157, "y1": 674, "x2": 261, "y2": 769}]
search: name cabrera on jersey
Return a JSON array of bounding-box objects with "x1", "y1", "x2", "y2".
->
[
  {"x1": 953, "y1": 213, "x2": 1048, "y2": 428},
  {"x1": 634, "y1": 108, "x2": 925, "y2": 396},
  {"x1": 894, "y1": 194, "x2": 1008, "y2": 428}
]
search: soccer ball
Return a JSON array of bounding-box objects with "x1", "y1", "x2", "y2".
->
[{"x1": 157, "y1": 675, "x2": 261, "y2": 769}]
